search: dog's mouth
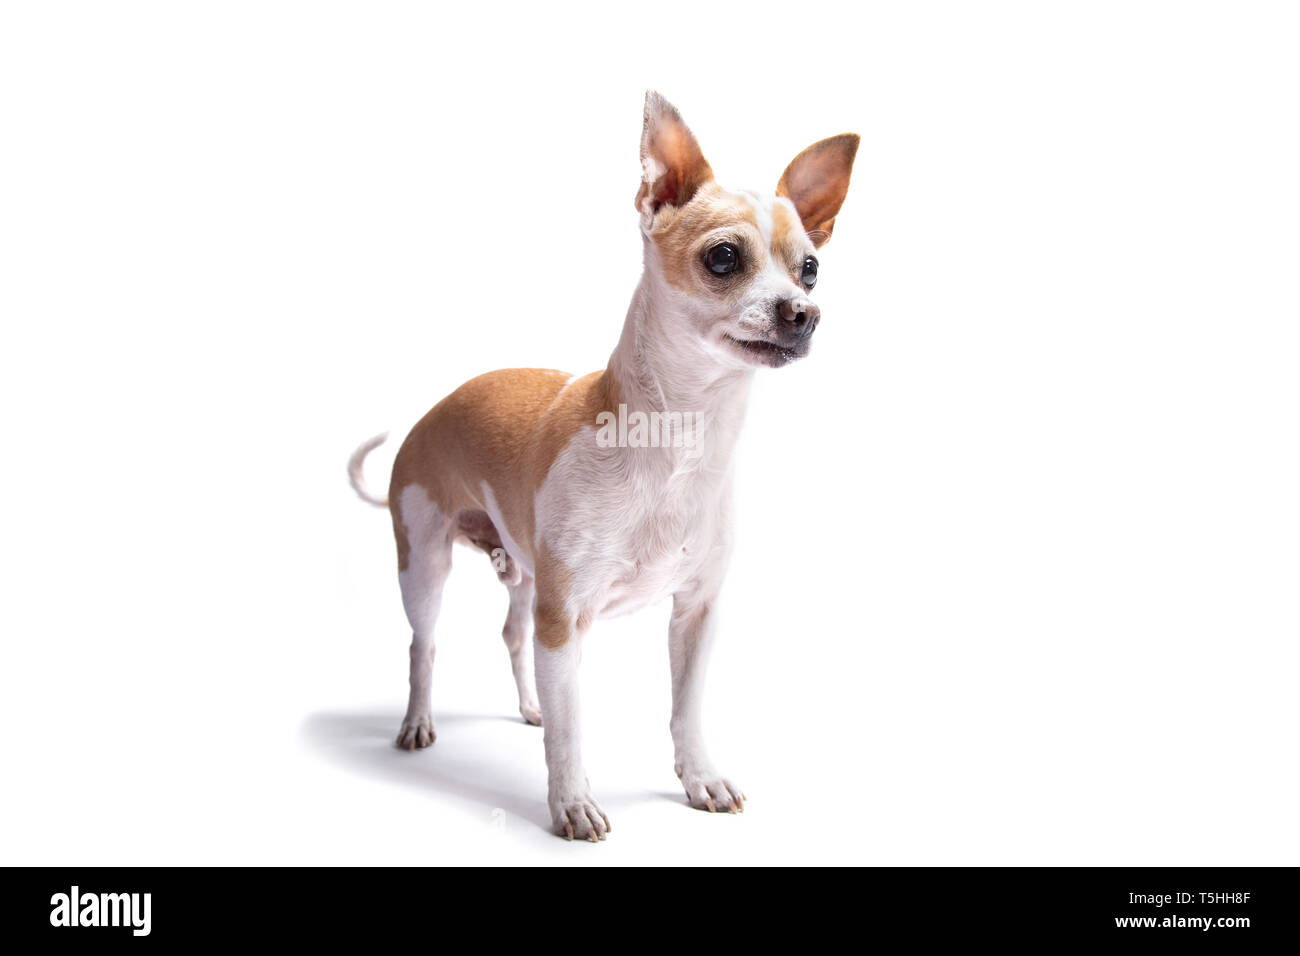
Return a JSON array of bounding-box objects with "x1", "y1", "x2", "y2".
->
[{"x1": 722, "y1": 334, "x2": 809, "y2": 368}]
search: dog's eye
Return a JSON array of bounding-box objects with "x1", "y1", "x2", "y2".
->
[
  {"x1": 802, "y1": 256, "x2": 819, "y2": 289},
  {"x1": 704, "y1": 243, "x2": 740, "y2": 275}
]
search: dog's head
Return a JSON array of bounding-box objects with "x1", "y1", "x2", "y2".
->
[{"x1": 635, "y1": 91, "x2": 858, "y2": 369}]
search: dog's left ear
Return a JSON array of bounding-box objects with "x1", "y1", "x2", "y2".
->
[
  {"x1": 777, "y1": 134, "x2": 860, "y2": 247},
  {"x1": 636, "y1": 91, "x2": 714, "y2": 218}
]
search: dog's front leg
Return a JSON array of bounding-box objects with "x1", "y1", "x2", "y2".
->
[
  {"x1": 669, "y1": 590, "x2": 746, "y2": 813},
  {"x1": 533, "y1": 587, "x2": 610, "y2": 842}
]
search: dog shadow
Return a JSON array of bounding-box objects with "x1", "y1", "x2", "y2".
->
[{"x1": 300, "y1": 710, "x2": 553, "y2": 833}]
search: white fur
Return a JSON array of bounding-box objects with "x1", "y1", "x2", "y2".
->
[
  {"x1": 669, "y1": 590, "x2": 745, "y2": 811},
  {"x1": 347, "y1": 432, "x2": 389, "y2": 507},
  {"x1": 731, "y1": 191, "x2": 817, "y2": 348},
  {"x1": 394, "y1": 484, "x2": 541, "y2": 739},
  {"x1": 395, "y1": 484, "x2": 451, "y2": 749},
  {"x1": 534, "y1": 637, "x2": 609, "y2": 840},
  {"x1": 738, "y1": 189, "x2": 775, "y2": 245},
  {"x1": 503, "y1": 573, "x2": 542, "y2": 726}
]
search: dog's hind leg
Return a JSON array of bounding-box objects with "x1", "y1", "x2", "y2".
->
[
  {"x1": 502, "y1": 573, "x2": 542, "y2": 726},
  {"x1": 393, "y1": 486, "x2": 454, "y2": 750},
  {"x1": 451, "y1": 509, "x2": 540, "y2": 725}
]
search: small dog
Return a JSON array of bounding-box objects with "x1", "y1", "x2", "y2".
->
[{"x1": 349, "y1": 92, "x2": 857, "y2": 840}]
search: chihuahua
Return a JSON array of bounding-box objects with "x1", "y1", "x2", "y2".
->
[{"x1": 348, "y1": 92, "x2": 857, "y2": 840}]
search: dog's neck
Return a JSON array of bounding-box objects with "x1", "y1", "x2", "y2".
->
[{"x1": 605, "y1": 259, "x2": 755, "y2": 466}]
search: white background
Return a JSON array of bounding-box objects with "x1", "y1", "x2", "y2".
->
[{"x1": 2, "y1": 1, "x2": 1297, "y2": 866}]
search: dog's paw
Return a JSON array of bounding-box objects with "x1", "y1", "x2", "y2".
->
[
  {"x1": 550, "y1": 793, "x2": 611, "y2": 842},
  {"x1": 396, "y1": 714, "x2": 435, "y2": 750},
  {"x1": 520, "y1": 701, "x2": 543, "y2": 726},
  {"x1": 679, "y1": 770, "x2": 746, "y2": 813}
]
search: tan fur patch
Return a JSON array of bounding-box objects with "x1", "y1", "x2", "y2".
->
[
  {"x1": 390, "y1": 368, "x2": 567, "y2": 570},
  {"x1": 388, "y1": 367, "x2": 621, "y2": 631},
  {"x1": 532, "y1": 540, "x2": 575, "y2": 649},
  {"x1": 649, "y1": 182, "x2": 764, "y2": 296}
]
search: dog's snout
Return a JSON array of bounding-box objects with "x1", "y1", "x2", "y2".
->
[{"x1": 777, "y1": 296, "x2": 820, "y2": 337}]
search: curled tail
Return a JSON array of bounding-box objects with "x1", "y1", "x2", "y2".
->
[{"x1": 347, "y1": 432, "x2": 390, "y2": 508}]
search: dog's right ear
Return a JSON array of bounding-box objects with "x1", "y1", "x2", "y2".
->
[{"x1": 635, "y1": 91, "x2": 714, "y2": 219}]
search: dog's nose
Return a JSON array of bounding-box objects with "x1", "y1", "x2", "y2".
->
[{"x1": 777, "y1": 296, "x2": 820, "y2": 337}]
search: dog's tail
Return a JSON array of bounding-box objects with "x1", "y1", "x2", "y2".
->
[{"x1": 347, "y1": 432, "x2": 390, "y2": 508}]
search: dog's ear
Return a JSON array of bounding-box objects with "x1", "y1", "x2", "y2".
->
[
  {"x1": 635, "y1": 91, "x2": 714, "y2": 217},
  {"x1": 776, "y1": 134, "x2": 859, "y2": 247}
]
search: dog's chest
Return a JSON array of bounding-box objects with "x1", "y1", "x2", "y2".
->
[
  {"x1": 536, "y1": 419, "x2": 738, "y2": 618},
  {"x1": 598, "y1": 505, "x2": 711, "y2": 616}
]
